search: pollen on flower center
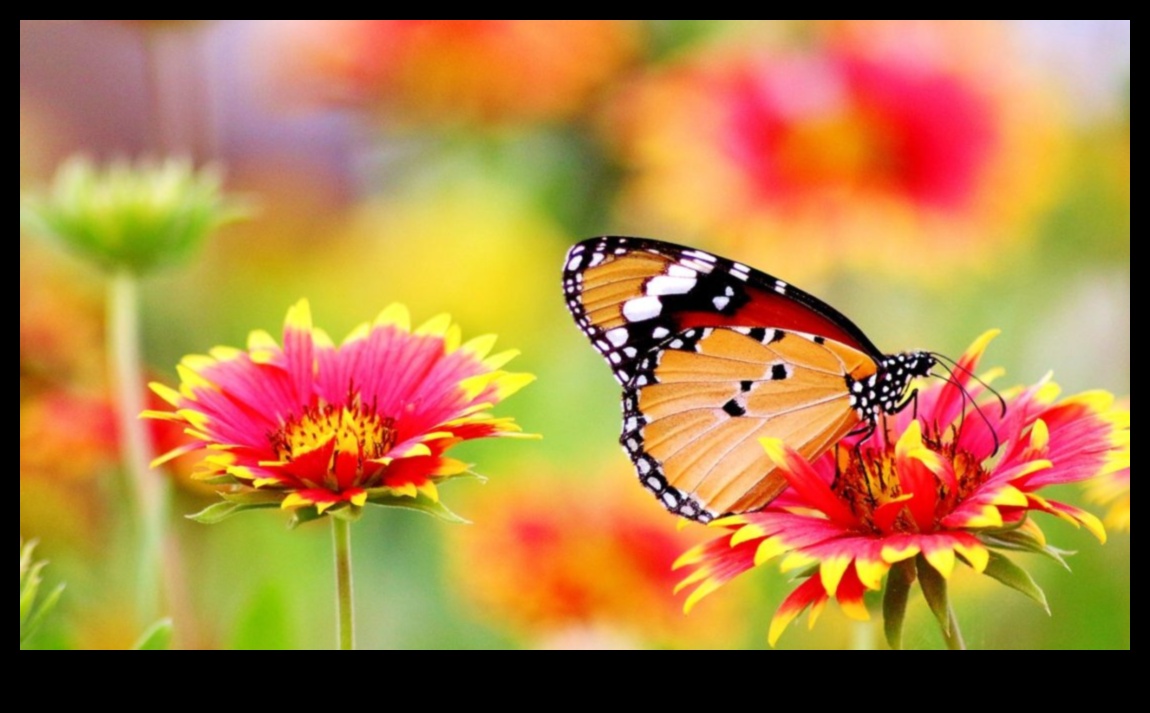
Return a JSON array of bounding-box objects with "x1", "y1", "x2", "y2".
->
[
  {"x1": 833, "y1": 438, "x2": 990, "y2": 533},
  {"x1": 271, "y1": 403, "x2": 396, "y2": 465}
]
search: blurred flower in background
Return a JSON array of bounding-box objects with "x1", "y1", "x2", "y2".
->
[
  {"x1": 21, "y1": 157, "x2": 247, "y2": 275},
  {"x1": 20, "y1": 243, "x2": 106, "y2": 392},
  {"x1": 276, "y1": 20, "x2": 641, "y2": 128},
  {"x1": 606, "y1": 25, "x2": 1066, "y2": 278},
  {"x1": 448, "y1": 464, "x2": 745, "y2": 648},
  {"x1": 1086, "y1": 464, "x2": 1130, "y2": 532},
  {"x1": 20, "y1": 389, "x2": 118, "y2": 546},
  {"x1": 676, "y1": 332, "x2": 1127, "y2": 647},
  {"x1": 1085, "y1": 399, "x2": 1130, "y2": 532}
]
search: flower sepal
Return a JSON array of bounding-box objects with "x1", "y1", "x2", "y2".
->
[
  {"x1": 981, "y1": 550, "x2": 1050, "y2": 614},
  {"x1": 196, "y1": 473, "x2": 242, "y2": 486},
  {"x1": 979, "y1": 524, "x2": 1073, "y2": 569},
  {"x1": 363, "y1": 486, "x2": 470, "y2": 524},
  {"x1": 187, "y1": 497, "x2": 281, "y2": 524},
  {"x1": 882, "y1": 560, "x2": 915, "y2": 650},
  {"x1": 916, "y1": 554, "x2": 952, "y2": 638}
]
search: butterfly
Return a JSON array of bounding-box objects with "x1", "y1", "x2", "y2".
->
[{"x1": 563, "y1": 236, "x2": 935, "y2": 523}]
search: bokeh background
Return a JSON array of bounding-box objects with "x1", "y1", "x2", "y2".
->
[{"x1": 20, "y1": 20, "x2": 1128, "y2": 649}]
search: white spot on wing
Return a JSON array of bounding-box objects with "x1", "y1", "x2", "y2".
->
[
  {"x1": 605, "y1": 328, "x2": 628, "y2": 347},
  {"x1": 646, "y1": 275, "x2": 697, "y2": 296},
  {"x1": 713, "y1": 296, "x2": 730, "y2": 310},
  {"x1": 589, "y1": 252, "x2": 606, "y2": 267},
  {"x1": 566, "y1": 255, "x2": 582, "y2": 271},
  {"x1": 667, "y1": 264, "x2": 698, "y2": 278},
  {"x1": 652, "y1": 327, "x2": 670, "y2": 339},
  {"x1": 622, "y1": 296, "x2": 663, "y2": 322}
]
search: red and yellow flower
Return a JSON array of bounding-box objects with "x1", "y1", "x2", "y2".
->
[
  {"x1": 675, "y1": 330, "x2": 1128, "y2": 647},
  {"x1": 145, "y1": 300, "x2": 534, "y2": 524},
  {"x1": 606, "y1": 38, "x2": 1065, "y2": 278}
]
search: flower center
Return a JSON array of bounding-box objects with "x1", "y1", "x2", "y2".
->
[
  {"x1": 270, "y1": 403, "x2": 396, "y2": 473},
  {"x1": 832, "y1": 436, "x2": 991, "y2": 533}
]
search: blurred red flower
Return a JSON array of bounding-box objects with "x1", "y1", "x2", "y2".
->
[{"x1": 607, "y1": 38, "x2": 1065, "y2": 278}]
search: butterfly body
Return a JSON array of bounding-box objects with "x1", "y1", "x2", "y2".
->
[{"x1": 563, "y1": 236, "x2": 934, "y2": 523}]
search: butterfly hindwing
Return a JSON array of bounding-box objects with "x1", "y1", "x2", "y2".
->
[{"x1": 620, "y1": 326, "x2": 878, "y2": 522}]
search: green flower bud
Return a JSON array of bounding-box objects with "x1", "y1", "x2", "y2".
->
[{"x1": 21, "y1": 157, "x2": 248, "y2": 274}]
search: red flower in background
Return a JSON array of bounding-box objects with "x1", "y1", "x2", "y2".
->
[
  {"x1": 448, "y1": 468, "x2": 744, "y2": 649},
  {"x1": 608, "y1": 38, "x2": 1064, "y2": 278}
]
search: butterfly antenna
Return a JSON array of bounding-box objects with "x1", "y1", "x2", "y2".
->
[
  {"x1": 930, "y1": 351, "x2": 1007, "y2": 417},
  {"x1": 929, "y1": 353, "x2": 1002, "y2": 455}
]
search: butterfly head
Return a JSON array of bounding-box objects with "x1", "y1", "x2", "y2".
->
[{"x1": 848, "y1": 351, "x2": 936, "y2": 420}]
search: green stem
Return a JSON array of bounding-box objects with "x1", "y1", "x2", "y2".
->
[
  {"x1": 108, "y1": 271, "x2": 168, "y2": 624},
  {"x1": 942, "y1": 602, "x2": 966, "y2": 651},
  {"x1": 332, "y1": 517, "x2": 355, "y2": 650}
]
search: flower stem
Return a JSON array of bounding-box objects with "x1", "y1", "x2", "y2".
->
[
  {"x1": 332, "y1": 517, "x2": 356, "y2": 650},
  {"x1": 108, "y1": 270, "x2": 168, "y2": 624},
  {"x1": 942, "y1": 602, "x2": 966, "y2": 651}
]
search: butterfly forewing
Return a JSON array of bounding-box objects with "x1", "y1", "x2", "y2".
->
[{"x1": 563, "y1": 236, "x2": 885, "y2": 386}]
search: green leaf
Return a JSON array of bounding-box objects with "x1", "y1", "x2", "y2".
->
[
  {"x1": 20, "y1": 561, "x2": 45, "y2": 626},
  {"x1": 915, "y1": 554, "x2": 950, "y2": 635},
  {"x1": 21, "y1": 582, "x2": 65, "y2": 645},
  {"x1": 19, "y1": 539, "x2": 37, "y2": 581},
  {"x1": 364, "y1": 489, "x2": 470, "y2": 524},
  {"x1": 186, "y1": 500, "x2": 278, "y2": 524},
  {"x1": 133, "y1": 618, "x2": 173, "y2": 650},
  {"x1": 883, "y1": 561, "x2": 915, "y2": 650},
  {"x1": 982, "y1": 551, "x2": 1050, "y2": 614}
]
